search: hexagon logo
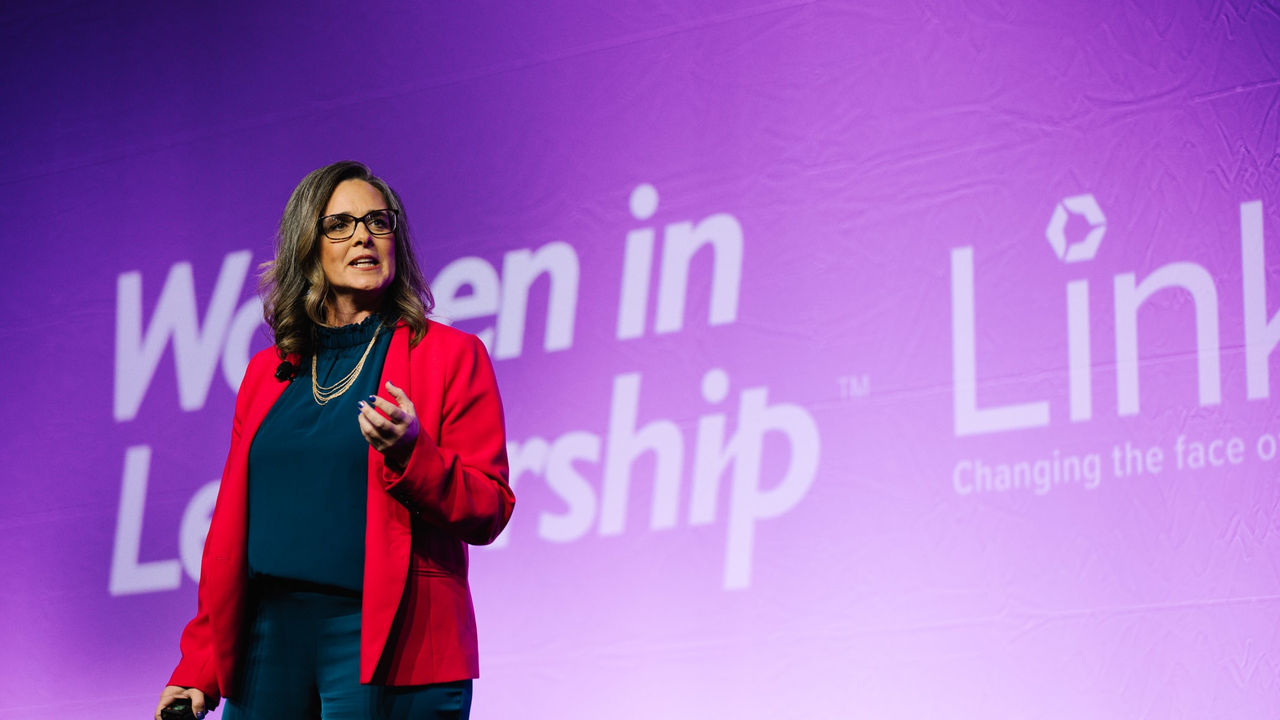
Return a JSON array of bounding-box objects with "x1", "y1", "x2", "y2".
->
[{"x1": 1046, "y1": 193, "x2": 1106, "y2": 263}]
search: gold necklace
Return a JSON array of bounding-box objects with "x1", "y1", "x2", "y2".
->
[{"x1": 312, "y1": 322, "x2": 382, "y2": 405}]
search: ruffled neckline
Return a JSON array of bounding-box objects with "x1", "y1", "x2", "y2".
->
[{"x1": 316, "y1": 314, "x2": 387, "y2": 350}]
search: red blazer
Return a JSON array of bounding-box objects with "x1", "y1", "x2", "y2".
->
[{"x1": 168, "y1": 319, "x2": 514, "y2": 699}]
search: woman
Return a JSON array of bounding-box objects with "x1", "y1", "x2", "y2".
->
[{"x1": 156, "y1": 161, "x2": 514, "y2": 720}]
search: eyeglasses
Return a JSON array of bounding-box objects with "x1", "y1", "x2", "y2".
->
[{"x1": 317, "y1": 209, "x2": 398, "y2": 241}]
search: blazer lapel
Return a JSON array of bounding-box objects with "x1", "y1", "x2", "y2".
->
[{"x1": 361, "y1": 323, "x2": 414, "y2": 680}]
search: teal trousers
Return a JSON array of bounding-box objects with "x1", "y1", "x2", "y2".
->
[{"x1": 221, "y1": 580, "x2": 472, "y2": 720}]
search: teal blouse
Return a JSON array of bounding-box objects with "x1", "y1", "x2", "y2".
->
[{"x1": 247, "y1": 314, "x2": 394, "y2": 592}]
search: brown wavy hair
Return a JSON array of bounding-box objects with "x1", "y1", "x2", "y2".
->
[{"x1": 259, "y1": 161, "x2": 434, "y2": 358}]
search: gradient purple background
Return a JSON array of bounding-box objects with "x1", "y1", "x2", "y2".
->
[{"x1": 2, "y1": 1, "x2": 1279, "y2": 717}]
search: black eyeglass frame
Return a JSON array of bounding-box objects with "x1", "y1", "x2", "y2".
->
[{"x1": 317, "y1": 209, "x2": 400, "y2": 241}]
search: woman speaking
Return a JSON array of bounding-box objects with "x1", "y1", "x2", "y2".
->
[{"x1": 155, "y1": 161, "x2": 514, "y2": 720}]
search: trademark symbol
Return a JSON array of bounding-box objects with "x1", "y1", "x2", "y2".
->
[{"x1": 837, "y1": 374, "x2": 870, "y2": 399}]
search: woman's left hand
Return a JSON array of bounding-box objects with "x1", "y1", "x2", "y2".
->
[{"x1": 358, "y1": 381, "x2": 420, "y2": 473}]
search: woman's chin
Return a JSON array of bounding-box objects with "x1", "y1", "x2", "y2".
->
[{"x1": 336, "y1": 280, "x2": 390, "y2": 296}]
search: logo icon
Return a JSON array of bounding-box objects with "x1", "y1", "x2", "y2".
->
[{"x1": 1046, "y1": 194, "x2": 1105, "y2": 263}]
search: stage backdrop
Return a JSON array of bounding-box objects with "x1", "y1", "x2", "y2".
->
[{"x1": 2, "y1": 1, "x2": 1278, "y2": 717}]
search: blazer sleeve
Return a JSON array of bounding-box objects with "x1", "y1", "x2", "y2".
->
[
  {"x1": 166, "y1": 419, "x2": 238, "y2": 701},
  {"x1": 381, "y1": 333, "x2": 514, "y2": 546},
  {"x1": 167, "y1": 592, "x2": 221, "y2": 701},
  {"x1": 166, "y1": 352, "x2": 265, "y2": 701}
]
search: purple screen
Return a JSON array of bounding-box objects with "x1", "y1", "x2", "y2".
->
[{"x1": 3, "y1": 1, "x2": 1279, "y2": 717}]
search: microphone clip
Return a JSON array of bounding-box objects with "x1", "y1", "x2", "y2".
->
[{"x1": 274, "y1": 361, "x2": 297, "y2": 382}]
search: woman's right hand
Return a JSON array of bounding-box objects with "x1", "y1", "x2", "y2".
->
[{"x1": 156, "y1": 685, "x2": 208, "y2": 719}]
